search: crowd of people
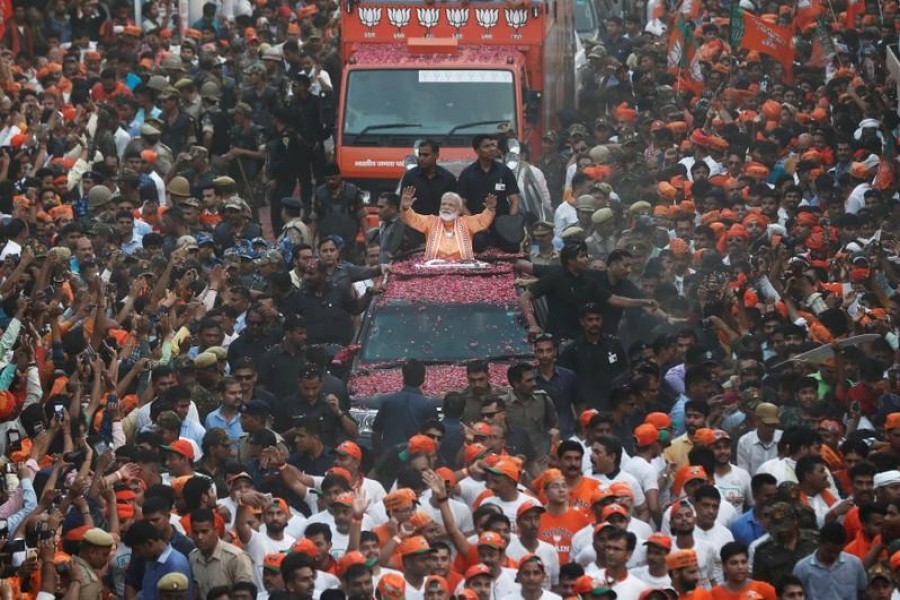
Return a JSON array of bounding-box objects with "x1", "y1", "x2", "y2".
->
[{"x1": 1, "y1": 0, "x2": 900, "y2": 599}]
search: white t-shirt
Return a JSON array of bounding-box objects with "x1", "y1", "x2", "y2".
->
[
  {"x1": 458, "y1": 476, "x2": 489, "y2": 506},
  {"x1": 455, "y1": 568, "x2": 520, "y2": 600},
  {"x1": 246, "y1": 529, "x2": 295, "y2": 591},
  {"x1": 714, "y1": 465, "x2": 752, "y2": 511},
  {"x1": 500, "y1": 591, "x2": 563, "y2": 600},
  {"x1": 570, "y1": 519, "x2": 649, "y2": 569},
  {"x1": 481, "y1": 494, "x2": 537, "y2": 534},
  {"x1": 630, "y1": 566, "x2": 671, "y2": 588},
  {"x1": 672, "y1": 539, "x2": 717, "y2": 589},
  {"x1": 623, "y1": 455, "x2": 660, "y2": 494},
  {"x1": 694, "y1": 524, "x2": 734, "y2": 584},
  {"x1": 586, "y1": 470, "x2": 645, "y2": 508},
  {"x1": 419, "y1": 490, "x2": 475, "y2": 534},
  {"x1": 582, "y1": 567, "x2": 650, "y2": 600},
  {"x1": 506, "y1": 536, "x2": 560, "y2": 587},
  {"x1": 661, "y1": 498, "x2": 737, "y2": 534},
  {"x1": 303, "y1": 510, "x2": 374, "y2": 557},
  {"x1": 314, "y1": 570, "x2": 340, "y2": 594}
]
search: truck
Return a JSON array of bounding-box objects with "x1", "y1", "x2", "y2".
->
[{"x1": 337, "y1": 0, "x2": 578, "y2": 196}]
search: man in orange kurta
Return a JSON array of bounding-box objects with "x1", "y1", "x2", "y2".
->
[{"x1": 399, "y1": 188, "x2": 495, "y2": 261}]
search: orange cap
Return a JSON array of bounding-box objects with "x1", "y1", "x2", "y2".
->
[
  {"x1": 601, "y1": 503, "x2": 629, "y2": 521},
  {"x1": 485, "y1": 459, "x2": 520, "y2": 482},
  {"x1": 666, "y1": 549, "x2": 699, "y2": 570},
  {"x1": 264, "y1": 552, "x2": 286, "y2": 571},
  {"x1": 644, "y1": 412, "x2": 672, "y2": 429},
  {"x1": 384, "y1": 488, "x2": 418, "y2": 512},
  {"x1": 326, "y1": 466, "x2": 353, "y2": 485},
  {"x1": 378, "y1": 573, "x2": 407, "y2": 600},
  {"x1": 161, "y1": 439, "x2": 195, "y2": 460},
  {"x1": 634, "y1": 423, "x2": 660, "y2": 446},
  {"x1": 408, "y1": 435, "x2": 437, "y2": 455},
  {"x1": 290, "y1": 538, "x2": 318, "y2": 557},
  {"x1": 885, "y1": 412, "x2": 900, "y2": 431},
  {"x1": 330, "y1": 492, "x2": 354, "y2": 507},
  {"x1": 464, "y1": 443, "x2": 489, "y2": 464},
  {"x1": 425, "y1": 576, "x2": 450, "y2": 592},
  {"x1": 336, "y1": 551, "x2": 366, "y2": 576},
  {"x1": 477, "y1": 532, "x2": 505, "y2": 549},
  {"x1": 580, "y1": 409, "x2": 599, "y2": 429},
  {"x1": 516, "y1": 500, "x2": 546, "y2": 519},
  {"x1": 644, "y1": 532, "x2": 672, "y2": 551},
  {"x1": 398, "y1": 535, "x2": 430, "y2": 556},
  {"x1": 335, "y1": 441, "x2": 362, "y2": 461},
  {"x1": 609, "y1": 481, "x2": 635, "y2": 498},
  {"x1": 465, "y1": 564, "x2": 493, "y2": 581}
]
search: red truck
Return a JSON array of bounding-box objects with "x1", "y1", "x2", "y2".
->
[{"x1": 337, "y1": 0, "x2": 578, "y2": 195}]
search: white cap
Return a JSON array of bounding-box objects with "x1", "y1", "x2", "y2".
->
[{"x1": 873, "y1": 470, "x2": 900, "y2": 489}]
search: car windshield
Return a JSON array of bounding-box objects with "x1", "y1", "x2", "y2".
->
[
  {"x1": 358, "y1": 300, "x2": 531, "y2": 364},
  {"x1": 574, "y1": 0, "x2": 597, "y2": 34},
  {"x1": 342, "y1": 69, "x2": 516, "y2": 139}
]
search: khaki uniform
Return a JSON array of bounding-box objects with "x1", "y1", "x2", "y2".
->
[
  {"x1": 280, "y1": 217, "x2": 313, "y2": 246},
  {"x1": 189, "y1": 539, "x2": 255, "y2": 600},
  {"x1": 501, "y1": 387, "x2": 557, "y2": 458},
  {"x1": 72, "y1": 555, "x2": 105, "y2": 600},
  {"x1": 530, "y1": 248, "x2": 559, "y2": 266},
  {"x1": 460, "y1": 386, "x2": 508, "y2": 423}
]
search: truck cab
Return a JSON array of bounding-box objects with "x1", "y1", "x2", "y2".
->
[{"x1": 337, "y1": 0, "x2": 576, "y2": 195}]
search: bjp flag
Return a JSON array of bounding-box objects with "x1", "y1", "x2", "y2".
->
[
  {"x1": 794, "y1": 0, "x2": 823, "y2": 29},
  {"x1": 730, "y1": 9, "x2": 795, "y2": 81}
]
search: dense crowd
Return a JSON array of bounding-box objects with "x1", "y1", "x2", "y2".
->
[{"x1": 1, "y1": 0, "x2": 900, "y2": 600}]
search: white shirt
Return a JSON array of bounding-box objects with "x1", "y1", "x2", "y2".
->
[
  {"x1": 314, "y1": 570, "x2": 340, "y2": 595},
  {"x1": 736, "y1": 430, "x2": 782, "y2": 475},
  {"x1": 304, "y1": 510, "x2": 374, "y2": 557},
  {"x1": 419, "y1": 490, "x2": 475, "y2": 534},
  {"x1": 806, "y1": 491, "x2": 837, "y2": 527},
  {"x1": 673, "y1": 538, "x2": 717, "y2": 589},
  {"x1": 630, "y1": 566, "x2": 671, "y2": 588},
  {"x1": 500, "y1": 591, "x2": 562, "y2": 600},
  {"x1": 623, "y1": 455, "x2": 660, "y2": 494},
  {"x1": 553, "y1": 201, "x2": 577, "y2": 240},
  {"x1": 678, "y1": 155, "x2": 723, "y2": 181},
  {"x1": 481, "y1": 494, "x2": 537, "y2": 534},
  {"x1": 506, "y1": 536, "x2": 560, "y2": 587},
  {"x1": 694, "y1": 523, "x2": 734, "y2": 584},
  {"x1": 245, "y1": 528, "x2": 295, "y2": 591},
  {"x1": 571, "y1": 519, "x2": 650, "y2": 569},
  {"x1": 661, "y1": 499, "x2": 737, "y2": 534},
  {"x1": 583, "y1": 567, "x2": 649, "y2": 600},
  {"x1": 455, "y1": 568, "x2": 520, "y2": 600},
  {"x1": 714, "y1": 465, "x2": 752, "y2": 510},
  {"x1": 459, "y1": 476, "x2": 489, "y2": 507},
  {"x1": 587, "y1": 470, "x2": 646, "y2": 508}
]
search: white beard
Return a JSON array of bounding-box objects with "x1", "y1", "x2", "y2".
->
[{"x1": 439, "y1": 210, "x2": 457, "y2": 222}]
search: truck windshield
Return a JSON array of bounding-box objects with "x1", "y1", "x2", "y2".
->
[
  {"x1": 343, "y1": 69, "x2": 516, "y2": 141},
  {"x1": 358, "y1": 300, "x2": 531, "y2": 364}
]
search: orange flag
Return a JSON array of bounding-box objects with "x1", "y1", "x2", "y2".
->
[{"x1": 732, "y1": 10, "x2": 795, "y2": 81}]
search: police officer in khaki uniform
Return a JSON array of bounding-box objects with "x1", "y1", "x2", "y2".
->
[
  {"x1": 158, "y1": 572, "x2": 191, "y2": 600},
  {"x1": 501, "y1": 362, "x2": 558, "y2": 460},
  {"x1": 530, "y1": 221, "x2": 558, "y2": 266},
  {"x1": 72, "y1": 528, "x2": 115, "y2": 600}
]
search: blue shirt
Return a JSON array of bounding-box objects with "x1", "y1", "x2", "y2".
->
[
  {"x1": 792, "y1": 551, "x2": 866, "y2": 600},
  {"x1": 179, "y1": 419, "x2": 207, "y2": 451},
  {"x1": 371, "y1": 386, "x2": 439, "y2": 449},
  {"x1": 730, "y1": 509, "x2": 766, "y2": 547},
  {"x1": 534, "y1": 365, "x2": 578, "y2": 438},
  {"x1": 141, "y1": 544, "x2": 192, "y2": 600},
  {"x1": 205, "y1": 407, "x2": 244, "y2": 441},
  {"x1": 669, "y1": 393, "x2": 688, "y2": 437}
]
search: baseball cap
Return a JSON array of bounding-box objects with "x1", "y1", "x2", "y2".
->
[
  {"x1": 407, "y1": 435, "x2": 438, "y2": 455},
  {"x1": 336, "y1": 551, "x2": 367, "y2": 576},
  {"x1": 477, "y1": 532, "x2": 504, "y2": 549},
  {"x1": 601, "y1": 504, "x2": 629, "y2": 521},
  {"x1": 290, "y1": 538, "x2": 318, "y2": 558},
  {"x1": 485, "y1": 459, "x2": 521, "y2": 482},
  {"x1": 330, "y1": 492, "x2": 354, "y2": 507},
  {"x1": 516, "y1": 500, "x2": 546, "y2": 519},
  {"x1": 463, "y1": 443, "x2": 489, "y2": 464},
  {"x1": 335, "y1": 441, "x2": 362, "y2": 461},
  {"x1": 644, "y1": 412, "x2": 672, "y2": 429},
  {"x1": 425, "y1": 576, "x2": 450, "y2": 592},
  {"x1": 398, "y1": 536, "x2": 430, "y2": 556},
  {"x1": 644, "y1": 532, "x2": 672, "y2": 551},
  {"x1": 263, "y1": 552, "x2": 286, "y2": 572},
  {"x1": 383, "y1": 488, "x2": 418, "y2": 512},
  {"x1": 464, "y1": 564, "x2": 493, "y2": 581},
  {"x1": 666, "y1": 549, "x2": 698, "y2": 570},
  {"x1": 634, "y1": 423, "x2": 660, "y2": 446},
  {"x1": 885, "y1": 412, "x2": 900, "y2": 430},
  {"x1": 378, "y1": 573, "x2": 406, "y2": 600},
  {"x1": 754, "y1": 402, "x2": 780, "y2": 425},
  {"x1": 160, "y1": 439, "x2": 195, "y2": 461}
]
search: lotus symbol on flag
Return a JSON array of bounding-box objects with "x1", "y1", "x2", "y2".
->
[
  {"x1": 504, "y1": 8, "x2": 527, "y2": 38},
  {"x1": 475, "y1": 8, "x2": 499, "y2": 37},
  {"x1": 417, "y1": 7, "x2": 440, "y2": 36},
  {"x1": 359, "y1": 6, "x2": 382, "y2": 36},
  {"x1": 446, "y1": 7, "x2": 469, "y2": 36},
  {"x1": 388, "y1": 7, "x2": 411, "y2": 35}
]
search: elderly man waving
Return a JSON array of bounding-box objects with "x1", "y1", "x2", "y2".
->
[{"x1": 399, "y1": 186, "x2": 496, "y2": 261}]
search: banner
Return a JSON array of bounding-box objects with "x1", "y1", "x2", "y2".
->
[
  {"x1": 794, "y1": 0, "x2": 823, "y2": 29},
  {"x1": 730, "y1": 9, "x2": 795, "y2": 80}
]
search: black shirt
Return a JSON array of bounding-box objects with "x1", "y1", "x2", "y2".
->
[
  {"x1": 591, "y1": 270, "x2": 643, "y2": 335},
  {"x1": 288, "y1": 446, "x2": 335, "y2": 476},
  {"x1": 257, "y1": 344, "x2": 307, "y2": 400},
  {"x1": 275, "y1": 394, "x2": 347, "y2": 447},
  {"x1": 559, "y1": 334, "x2": 629, "y2": 411},
  {"x1": 529, "y1": 267, "x2": 611, "y2": 339},
  {"x1": 290, "y1": 284, "x2": 363, "y2": 345},
  {"x1": 457, "y1": 159, "x2": 519, "y2": 216},
  {"x1": 399, "y1": 165, "x2": 458, "y2": 216}
]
